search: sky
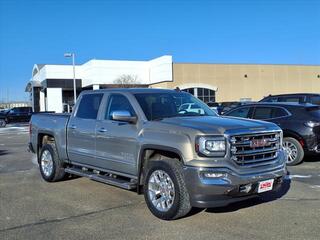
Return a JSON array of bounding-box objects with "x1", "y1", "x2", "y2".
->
[{"x1": 0, "y1": 0, "x2": 319, "y2": 101}]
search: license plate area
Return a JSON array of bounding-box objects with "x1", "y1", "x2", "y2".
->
[{"x1": 258, "y1": 179, "x2": 274, "y2": 193}]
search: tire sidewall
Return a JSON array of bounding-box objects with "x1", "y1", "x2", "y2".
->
[
  {"x1": 283, "y1": 137, "x2": 304, "y2": 166},
  {"x1": 39, "y1": 144, "x2": 57, "y2": 182},
  {"x1": 144, "y1": 160, "x2": 182, "y2": 220}
]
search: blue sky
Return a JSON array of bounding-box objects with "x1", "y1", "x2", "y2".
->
[{"x1": 0, "y1": 0, "x2": 319, "y2": 101}]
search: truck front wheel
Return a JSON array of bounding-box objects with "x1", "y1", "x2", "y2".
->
[
  {"x1": 39, "y1": 143, "x2": 66, "y2": 182},
  {"x1": 143, "y1": 158, "x2": 191, "y2": 220}
]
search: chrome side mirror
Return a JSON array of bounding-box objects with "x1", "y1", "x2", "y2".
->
[{"x1": 112, "y1": 110, "x2": 137, "y2": 123}]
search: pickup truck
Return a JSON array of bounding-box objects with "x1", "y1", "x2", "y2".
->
[{"x1": 29, "y1": 88, "x2": 287, "y2": 220}]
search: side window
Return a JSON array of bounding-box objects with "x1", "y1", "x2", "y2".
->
[
  {"x1": 264, "y1": 97, "x2": 278, "y2": 102},
  {"x1": 105, "y1": 94, "x2": 135, "y2": 120},
  {"x1": 310, "y1": 96, "x2": 320, "y2": 105},
  {"x1": 253, "y1": 107, "x2": 273, "y2": 120},
  {"x1": 227, "y1": 107, "x2": 250, "y2": 118},
  {"x1": 279, "y1": 96, "x2": 300, "y2": 103},
  {"x1": 76, "y1": 94, "x2": 103, "y2": 119},
  {"x1": 272, "y1": 107, "x2": 289, "y2": 118}
]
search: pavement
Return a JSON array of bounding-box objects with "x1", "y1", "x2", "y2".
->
[{"x1": 0, "y1": 123, "x2": 319, "y2": 240}]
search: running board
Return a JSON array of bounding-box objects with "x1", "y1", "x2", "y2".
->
[{"x1": 65, "y1": 167, "x2": 137, "y2": 190}]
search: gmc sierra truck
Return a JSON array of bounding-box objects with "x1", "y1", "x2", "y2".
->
[{"x1": 29, "y1": 89, "x2": 287, "y2": 220}]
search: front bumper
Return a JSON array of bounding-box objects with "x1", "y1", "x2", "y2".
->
[{"x1": 183, "y1": 158, "x2": 287, "y2": 208}]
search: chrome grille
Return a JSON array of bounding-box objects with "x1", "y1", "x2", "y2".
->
[{"x1": 230, "y1": 132, "x2": 281, "y2": 167}]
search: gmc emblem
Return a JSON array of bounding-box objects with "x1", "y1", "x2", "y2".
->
[{"x1": 250, "y1": 139, "x2": 271, "y2": 148}]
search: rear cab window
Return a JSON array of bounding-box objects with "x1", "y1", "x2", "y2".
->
[{"x1": 76, "y1": 93, "x2": 104, "y2": 119}]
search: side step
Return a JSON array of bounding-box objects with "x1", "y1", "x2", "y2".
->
[{"x1": 65, "y1": 167, "x2": 137, "y2": 190}]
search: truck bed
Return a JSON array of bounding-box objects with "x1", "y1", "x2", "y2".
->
[{"x1": 30, "y1": 113, "x2": 71, "y2": 161}]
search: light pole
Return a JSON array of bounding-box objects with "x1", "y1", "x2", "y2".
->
[{"x1": 64, "y1": 53, "x2": 77, "y2": 105}]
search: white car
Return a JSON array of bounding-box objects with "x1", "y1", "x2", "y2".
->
[{"x1": 179, "y1": 103, "x2": 205, "y2": 115}]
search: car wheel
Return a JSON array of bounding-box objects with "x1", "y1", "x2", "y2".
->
[
  {"x1": 143, "y1": 158, "x2": 191, "y2": 220},
  {"x1": 283, "y1": 137, "x2": 304, "y2": 166},
  {"x1": 0, "y1": 119, "x2": 6, "y2": 127},
  {"x1": 39, "y1": 143, "x2": 66, "y2": 182}
]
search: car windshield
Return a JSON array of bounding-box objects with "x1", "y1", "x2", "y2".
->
[{"x1": 134, "y1": 92, "x2": 217, "y2": 121}]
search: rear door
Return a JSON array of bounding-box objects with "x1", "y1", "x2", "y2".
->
[
  {"x1": 67, "y1": 93, "x2": 104, "y2": 167},
  {"x1": 95, "y1": 93, "x2": 139, "y2": 175}
]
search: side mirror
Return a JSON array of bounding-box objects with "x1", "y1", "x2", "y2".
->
[{"x1": 112, "y1": 110, "x2": 137, "y2": 123}]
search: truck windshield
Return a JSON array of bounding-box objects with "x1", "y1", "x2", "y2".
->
[{"x1": 134, "y1": 92, "x2": 217, "y2": 121}]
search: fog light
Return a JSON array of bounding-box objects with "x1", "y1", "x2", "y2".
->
[
  {"x1": 203, "y1": 172, "x2": 226, "y2": 178},
  {"x1": 239, "y1": 184, "x2": 252, "y2": 193}
]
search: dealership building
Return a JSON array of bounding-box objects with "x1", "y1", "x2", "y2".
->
[{"x1": 25, "y1": 55, "x2": 320, "y2": 113}]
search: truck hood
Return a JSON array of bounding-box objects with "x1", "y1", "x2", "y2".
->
[{"x1": 160, "y1": 116, "x2": 278, "y2": 134}]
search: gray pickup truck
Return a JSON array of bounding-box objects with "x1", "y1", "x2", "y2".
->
[{"x1": 29, "y1": 88, "x2": 287, "y2": 220}]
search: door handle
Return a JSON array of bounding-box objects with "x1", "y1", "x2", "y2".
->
[
  {"x1": 70, "y1": 125, "x2": 77, "y2": 129},
  {"x1": 98, "y1": 128, "x2": 107, "y2": 133}
]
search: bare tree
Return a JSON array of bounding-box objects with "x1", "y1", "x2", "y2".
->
[{"x1": 113, "y1": 74, "x2": 141, "y2": 88}]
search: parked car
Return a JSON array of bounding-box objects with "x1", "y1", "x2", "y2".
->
[
  {"x1": 223, "y1": 102, "x2": 320, "y2": 166},
  {"x1": 206, "y1": 102, "x2": 220, "y2": 113},
  {"x1": 178, "y1": 102, "x2": 205, "y2": 115},
  {"x1": 0, "y1": 107, "x2": 32, "y2": 126},
  {"x1": 219, "y1": 101, "x2": 254, "y2": 114},
  {"x1": 29, "y1": 89, "x2": 286, "y2": 220},
  {"x1": 260, "y1": 93, "x2": 320, "y2": 105}
]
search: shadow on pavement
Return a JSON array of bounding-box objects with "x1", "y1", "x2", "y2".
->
[
  {"x1": 186, "y1": 172, "x2": 291, "y2": 217},
  {"x1": 0, "y1": 150, "x2": 9, "y2": 156}
]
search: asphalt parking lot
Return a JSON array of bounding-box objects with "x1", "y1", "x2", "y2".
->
[{"x1": 0, "y1": 124, "x2": 319, "y2": 240}]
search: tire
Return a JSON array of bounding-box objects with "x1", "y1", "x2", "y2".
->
[
  {"x1": 283, "y1": 137, "x2": 304, "y2": 166},
  {"x1": 39, "y1": 143, "x2": 66, "y2": 182},
  {"x1": 0, "y1": 119, "x2": 6, "y2": 128},
  {"x1": 143, "y1": 158, "x2": 191, "y2": 220}
]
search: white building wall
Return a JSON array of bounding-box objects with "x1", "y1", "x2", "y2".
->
[
  {"x1": 46, "y1": 88, "x2": 63, "y2": 113},
  {"x1": 40, "y1": 91, "x2": 45, "y2": 111}
]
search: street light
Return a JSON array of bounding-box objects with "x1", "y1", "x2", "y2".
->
[{"x1": 64, "y1": 53, "x2": 77, "y2": 105}]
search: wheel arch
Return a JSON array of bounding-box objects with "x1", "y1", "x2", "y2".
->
[{"x1": 137, "y1": 145, "x2": 184, "y2": 193}]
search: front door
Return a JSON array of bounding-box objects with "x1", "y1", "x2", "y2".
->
[
  {"x1": 95, "y1": 93, "x2": 139, "y2": 175},
  {"x1": 67, "y1": 93, "x2": 104, "y2": 167}
]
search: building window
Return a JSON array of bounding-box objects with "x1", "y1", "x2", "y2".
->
[{"x1": 182, "y1": 88, "x2": 215, "y2": 103}]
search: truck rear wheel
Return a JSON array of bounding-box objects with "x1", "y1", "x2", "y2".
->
[
  {"x1": 39, "y1": 143, "x2": 66, "y2": 182},
  {"x1": 143, "y1": 158, "x2": 191, "y2": 220}
]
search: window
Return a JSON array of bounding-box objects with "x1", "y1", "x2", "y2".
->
[
  {"x1": 76, "y1": 94, "x2": 103, "y2": 119},
  {"x1": 134, "y1": 92, "x2": 216, "y2": 121},
  {"x1": 182, "y1": 87, "x2": 215, "y2": 103},
  {"x1": 263, "y1": 97, "x2": 278, "y2": 102},
  {"x1": 279, "y1": 97, "x2": 301, "y2": 103},
  {"x1": 226, "y1": 107, "x2": 250, "y2": 118},
  {"x1": 253, "y1": 107, "x2": 273, "y2": 120},
  {"x1": 310, "y1": 96, "x2": 320, "y2": 105},
  {"x1": 105, "y1": 94, "x2": 135, "y2": 120},
  {"x1": 272, "y1": 107, "x2": 289, "y2": 118}
]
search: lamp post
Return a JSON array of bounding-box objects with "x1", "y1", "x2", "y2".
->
[{"x1": 64, "y1": 53, "x2": 77, "y2": 105}]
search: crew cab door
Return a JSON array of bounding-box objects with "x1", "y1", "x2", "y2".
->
[
  {"x1": 67, "y1": 93, "x2": 104, "y2": 166},
  {"x1": 95, "y1": 93, "x2": 139, "y2": 175}
]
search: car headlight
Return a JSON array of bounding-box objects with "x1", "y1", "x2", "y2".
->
[{"x1": 196, "y1": 136, "x2": 226, "y2": 157}]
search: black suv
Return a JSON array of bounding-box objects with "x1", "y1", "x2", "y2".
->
[
  {"x1": 223, "y1": 102, "x2": 320, "y2": 166},
  {"x1": 0, "y1": 107, "x2": 32, "y2": 126},
  {"x1": 260, "y1": 93, "x2": 320, "y2": 105}
]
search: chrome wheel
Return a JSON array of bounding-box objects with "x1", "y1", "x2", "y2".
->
[
  {"x1": 41, "y1": 150, "x2": 53, "y2": 177},
  {"x1": 148, "y1": 170, "x2": 175, "y2": 212},
  {"x1": 283, "y1": 141, "x2": 298, "y2": 164}
]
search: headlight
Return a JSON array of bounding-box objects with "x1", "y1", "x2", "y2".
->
[
  {"x1": 304, "y1": 121, "x2": 320, "y2": 128},
  {"x1": 196, "y1": 136, "x2": 226, "y2": 157}
]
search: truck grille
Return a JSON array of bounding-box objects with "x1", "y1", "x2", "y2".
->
[{"x1": 230, "y1": 132, "x2": 281, "y2": 167}]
